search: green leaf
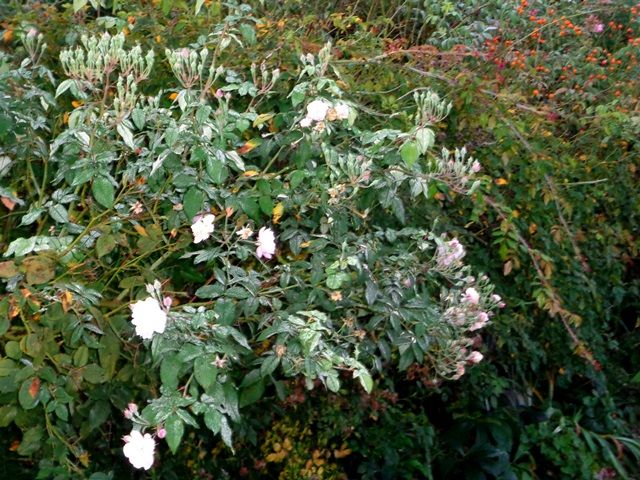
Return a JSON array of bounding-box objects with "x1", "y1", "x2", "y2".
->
[
  {"x1": 18, "y1": 378, "x2": 40, "y2": 410},
  {"x1": 415, "y1": 127, "x2": 435, "y2": 154},
  {"x1": 131, "y1": 109, "x2": 145, "y2": 130},
  {"x1": 355, "y1": 369, "x2": 373, "y2": 393},
  {"x1": 260, "y1": 355, "x2": 280, "y2": 377},
  {"x1": 214, "y1": 300, "x2": 236, "y2": 326},
  {"x1": 239, "y1": 197, "x2": 260, "y2": 221},
  {"x1": 258, "y1": 195, "x2": 273, "y2": 216},
  {"x1": 96, "y1": 234, "x2": 116, "y2": 258},
  {"x1": 0, "y1": 405, "x2": 17, "y2": 427},
  {"x1": 99, "y1": 331, "x2": 120, "y2": 380},
  {"x1": 82, "y1": 364, "x2": 106, "y2": 384},
  {"x1": 73, "y1": 345, "x2": 89, "y2": 367},
  {"x1": 92, "y1": 176, "x2": 115, "y2": 209},
  {"x1": 48, "y1": 204, "x2": 69, "y2": 224},
  {"x1": 289, "y1": 170, "x2": 306, "y2": 189},
  {"x1": 204, "y1": 409, "x2": 222, "y2": 434},
  {"x1": 183, "y1": 187, "x2": 204, "y2": 222},
  {"x1": 194, "y1": 357, "x2": 218, "y2": 391},
  {"x1": 117, "y1": 123, "x2": 135, "y2": 150},
  {"x1": 165, "y1": 413, "x2": 184, "y2": 454},
  {"x1": 160, "y1": 354, "x2": 181, "y2": 390},
  {"x1": 17, "y1": 426, "x2": 43, "y2": 456},
  {"x1": 400, "y1": 141, "x2": 420, "y2": 167},
  {"x1": 205, "y1": 157, "x2": 228, "y2": 185},
  {"x1": 239, "y1": 378, "x2": 264, "y2": 407},
  {"x1": 220, "y1": 415, "x2": 233, "y2": 449}
]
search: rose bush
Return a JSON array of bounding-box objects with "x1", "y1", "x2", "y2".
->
[{"x1": 0, "y1": 6, "x2": 500, "y2": 476}]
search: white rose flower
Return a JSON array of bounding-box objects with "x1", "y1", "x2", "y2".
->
[
  {"x1": 306, "y1": 99, "x2": 330, "y2": 122},
  {"x1": 334, "y1": 103, "x2": 350, "y2": 120},
  {"x1": 299, "y1": 117, "x2": 313, "y2": 128},
  {"x1": 130, "y1": 297, "x2": 167, "y2": 340},
  {"x1": 191, "y1": 213, "x2": 215, "y2": 244},
  {"x1": 256, "y1": 227, "x2": 276, "y2": 260},
  {"x1": 123, "y1": 430, "x2": 156, "y2": 470}
]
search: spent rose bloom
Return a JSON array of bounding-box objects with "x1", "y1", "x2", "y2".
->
[
  {"x1": 437, "y1": 238, "x2": 466, "y2": 267},
  {"x1": 256, "y1": 227, "x2": 276, "y2": 259},
  {"x1": 463, "y1": 287, "x2": 480, "y2": 305},
  {"x1": 130, "y1": 297, "x2": 167, "y2": 340},
  {"x1": 469, "y1": 311, "x2": 489, "y2": 331},
  {"x1": 306, "y1": 99, "x2": 330, "y2": 122},
  {"x1": 467, "y1": 351, "x2": 484, "y2": 364},
  {"x1": 236, "y1": 225, "x2": 254, "y2": 240},
  {"x1": 123, "y1": 430, "x2": 155, "y2": 470},
  {"x1": 334, "y1": 103, "x2": 350, "y2": 120},
  {"x1": 191, "y1": 214, "x2": 215, "y2": 244}
]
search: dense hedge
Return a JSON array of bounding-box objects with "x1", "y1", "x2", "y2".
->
[{"x1": 0, "y1": 1, "x2": 639, "y2": 479}]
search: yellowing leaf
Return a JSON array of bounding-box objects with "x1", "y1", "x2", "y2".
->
[
  {"x1": 237, "y1": 138, "x2": 261, "y2": 155},
  {"x1": 3, "y1": 29, "x2": 13, "y2": 43},
  {"x1": 168, "y1": 92, "x2": 178, "y2": 101},
  {"x1": 61, "y1": 291, "x2": 73, "y2": 312},
  {"x1": 243, "y1": 170, "x2": 259, "y2": 177},
  {"x1": 134, "y1": 224, "x2": 148, "y2": 237},
  {"x1": 252, "y1": 113, "x2": 274, "y2": 128},
  {"x1": 71, "y1": 100, "x2": 84, "y2": 108},
  {"x1": 496, "y1": 178, "x2": 509, "y2": 186},
  {"x1": 272, "y1": 202, "x2": 284, "y2": 224},
  {"x1": 1, "y1": 196, "x2": 16, "y2": 211}
]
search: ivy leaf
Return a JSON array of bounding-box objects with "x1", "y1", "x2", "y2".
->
[{"x1": 92, "y1": 176, "x2": 115, "y2": 209}]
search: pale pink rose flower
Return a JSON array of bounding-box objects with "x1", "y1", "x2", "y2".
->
[
  {"x1": 256, "y1": 227, "x2": 276, "y2": 259},
  {"x1": 467, "y1": 351, "x2": 484, "y2": 364},
  {"x1": 463, "y1": 287, "x2": 480, "y2": 305}
]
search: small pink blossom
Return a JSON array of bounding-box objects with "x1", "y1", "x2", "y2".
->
[
  {"x1": 467, "y1": 351, "x2": 484, "y2": 364},
  {"x1": 156, "y1": 427, "x2": 166, "y2": 439},
  {"x1": 452, "y1": 363, "x2": 466, "y2": 380},
  {"x1": 123, "y1": 402, "x2": 138, "y2": 419},
  {"x1": 215, "y1": 88, "x2": 224, "y2": 98},
  {"x1": 162, "y1": 296, "x2": 173, "y2": 309},
  {"x1": 471, "y1": 160, "x2": 481, "y2": 173},
  {"x1": 463, "y1": 287, "x2": 480, "y2": 305},
  {"x1": 469, "y1": 311, "x2": 489, "y2": 331}
]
